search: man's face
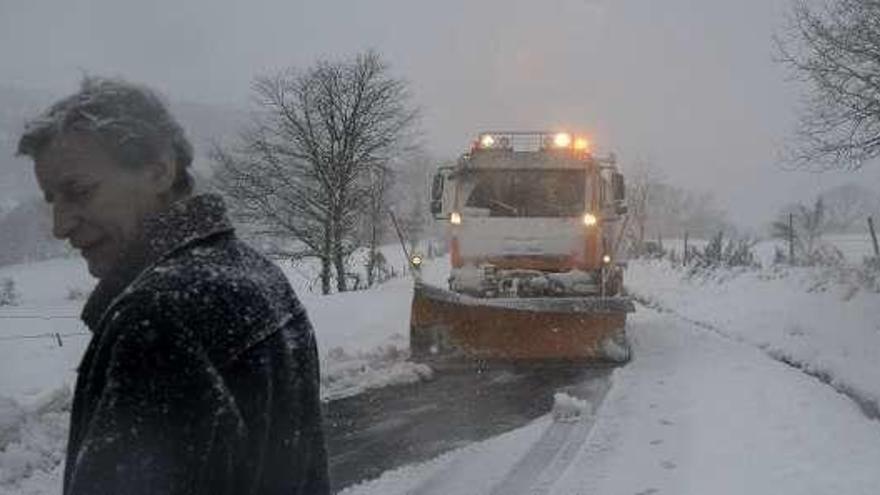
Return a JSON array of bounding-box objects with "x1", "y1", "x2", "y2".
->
[{"x1": 34, "y1": 132, "x2": 167, "y2": 279}]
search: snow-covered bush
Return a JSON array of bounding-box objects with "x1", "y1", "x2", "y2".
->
[
  {"x1": 805, "y1": 244, "x2": 846, "y2": 267},
  {"x1": 0, "y1": 277, "x2": 19, "y2": 306},
  {"x1": 856, "y1": 257, "x2": 880, "y2": 293},
  {"x1": 791, "y1": 255, "x2": 880, "y2": 296},
  {"x1": 65, "y1": 287, "x2": 88, "y2": 301},
  {"x1": 687, "y1": 232, "x2": 760, "y2": 272},
  {"x1": 641, "y1": 241, "x2": 666, "y2": 259},
  {"x1": 770, "y1": 197, "x2": 849, "y2": 267}
]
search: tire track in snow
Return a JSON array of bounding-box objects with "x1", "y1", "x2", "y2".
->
[
  {"x1": 488, "y1": 378, "x2": 611, "y2": 495},
  {"x1": 407, "y1": 375, "x2": 612, "y2": 495},
  {"x1": 631, "y1": 293, "x2": 880, "y2": 422}
]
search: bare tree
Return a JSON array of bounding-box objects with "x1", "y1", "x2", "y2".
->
[
  {"x1": 652, "y1": 185, "x2": 731, "y2": 239},
  {"x1": 623, "y1": 159, "x2": 661, "y2": 255},
  {"x1": 363, "y1": 165, "x2": 393, "y2": 287},
  {"x1": 623, "y1": 158, "x2": 731, "y2": 255},
  {"x1": 395, "y1": 152, "x2": 434, "y2": 252},
  {"x1": 213, "y1": 51, "x2": 418, "y2": 294},
  {"x1": 360, "y1": 151, "x2": 433, "y2": 287},
  {"x1": 776, "y1": 0, "x2": 880, "y2": 169}
]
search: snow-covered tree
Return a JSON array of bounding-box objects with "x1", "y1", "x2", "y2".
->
[
  {"x1": 776, "y1": 0, "x2": 880, "y2": 170},
  {"x1": 213, "y1": 51, "x2": 418, "y2": 294}
]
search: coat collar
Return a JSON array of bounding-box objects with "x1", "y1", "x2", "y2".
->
[{"x1": 80, "y1": 194, "x2": 235, "y2": 331}]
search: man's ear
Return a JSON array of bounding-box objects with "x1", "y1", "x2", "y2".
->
[{"x1": 144, "y1": 157, "x2": 177, "y2": 196}]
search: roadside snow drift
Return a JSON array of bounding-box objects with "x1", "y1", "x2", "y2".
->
[{"x1": 628, "y1": 259, "x2": 880, "y2": 418}]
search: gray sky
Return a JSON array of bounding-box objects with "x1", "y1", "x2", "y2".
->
[{"x1": 3, "y1": 0, "x2": 879, "y2": 230}]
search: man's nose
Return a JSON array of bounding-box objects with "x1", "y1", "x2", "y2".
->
[{"x1": 52, "y1": 204, "x2": 79, "y2": 240}]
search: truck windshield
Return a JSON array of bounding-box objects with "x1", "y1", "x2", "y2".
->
[{"x1": 464, "y1": 169, "x2": 586, "y2": 217}]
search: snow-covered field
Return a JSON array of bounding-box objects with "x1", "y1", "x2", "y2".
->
[
  {"x1": 3, "y1": 244, "x2": 880, "y2": 493},
  {"x1": 0, "y1": 250, "x2": 432, "y2": 494}
]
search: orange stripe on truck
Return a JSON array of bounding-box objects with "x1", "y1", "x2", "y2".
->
[{"x1": 451, "y1": 236, "x2": 462, "y2": 268}]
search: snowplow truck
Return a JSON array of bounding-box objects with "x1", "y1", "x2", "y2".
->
[{"x1": 411, "y1": 131, "x2": 635, "y2": 363}]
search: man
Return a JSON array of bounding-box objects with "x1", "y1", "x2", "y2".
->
[{"x1": 17, "y1": 77, "x2": 330, "y2": 495}]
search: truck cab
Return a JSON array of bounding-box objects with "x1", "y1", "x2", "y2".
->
[{"x1": 431, "y1": 131, "x2": 627, "y2": 297}]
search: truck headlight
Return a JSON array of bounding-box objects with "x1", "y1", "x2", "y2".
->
[
  {"x1": 583, "y1": 213, "x2": 597, "y2": 226},
  {"x1": 450, "y1": 212, "x2": 462, "y2": 225}
]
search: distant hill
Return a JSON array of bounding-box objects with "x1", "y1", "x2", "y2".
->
[{"x1": 0, "y1": 84, "x2": 245, "y2": 267}]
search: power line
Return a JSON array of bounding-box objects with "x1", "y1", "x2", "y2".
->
[
  {"x1": 0, "y1": 331, "x2": 89, "y2": 342},
  {"x1": 0, "y1": 315, "x2": 79, "y2": 320}
]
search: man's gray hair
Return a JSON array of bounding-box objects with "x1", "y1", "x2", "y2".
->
[{"x1": 17, "y1": 77, "x2": 194, "y2": 196}]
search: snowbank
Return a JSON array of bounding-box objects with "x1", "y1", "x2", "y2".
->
[
  {"x1": 548, "y1": 309, "x2": 880, "y2": 495},
  {"x1": 628, "y1": 258, "x2": 880, "y2": 417},
  {"x1": 321, "y1": 343, "x2": 433, "y2": 401},
  {"x1": 0, "y1": 386, "x2": 69, "y2": 491}
]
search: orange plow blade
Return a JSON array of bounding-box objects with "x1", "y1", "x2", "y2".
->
[{"x1": 410, "y1": 283, "x2": 635, "y2": 363}]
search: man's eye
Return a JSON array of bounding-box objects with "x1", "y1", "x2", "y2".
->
[{"x1": 65, "y1": 184, "x2": 96, "y2": 202}]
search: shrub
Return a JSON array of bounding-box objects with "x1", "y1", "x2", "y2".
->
[
  {"x1": 857, "y1": 257, "x2": 880, "y2": 292},
  {"x1": 688, "y1": 232, "x2": 759, "y2": 271},
  {"x1": 66, "y1": 287, "x2": 88, "y2": 301},
  {"x1": 0, "y1": 278, "x2": 20, "y2": 306}
]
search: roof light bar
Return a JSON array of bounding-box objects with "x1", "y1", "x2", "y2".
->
[{"x1": 553, "y1": 133, "x2": 572, "y2": 148}]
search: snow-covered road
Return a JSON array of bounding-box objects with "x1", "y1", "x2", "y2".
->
[
  {"x1": 325, "y1": 364, "x2": 609, "y2": 492},
  {"x1": 343, "y1": 304, "x2": 880, "y2": 494}
]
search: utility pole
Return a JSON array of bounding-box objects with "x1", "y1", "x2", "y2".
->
[{"x1": 789, "y1": 213, "x2": 795, "y2": 264}]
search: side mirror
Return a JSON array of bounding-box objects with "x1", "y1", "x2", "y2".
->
[
  {"x1": 431, "y1": 173, "x2": 444, "y2": 201},
  {"x1": 430, "y1": 171, "x2": 447, "y2": 218},
  {"x1": 612, "y1": 173, "x2": 625, "y2": 202}
]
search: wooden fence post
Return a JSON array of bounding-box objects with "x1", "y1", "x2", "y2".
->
[
  {"x1": 869, "y1": 216, "x2": 879, "y2": 258},
  {"x1": 683, "y1": 231, "x2": 689, "y2": 266}
]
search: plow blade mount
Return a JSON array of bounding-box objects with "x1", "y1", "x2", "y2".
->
[{"x1": 410, "y1": 283, "x2": 635, "y2": 363}]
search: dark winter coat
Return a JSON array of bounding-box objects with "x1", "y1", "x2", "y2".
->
[{"x1": 64, "y1": 194, "x2": 329, "y2": 495}]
